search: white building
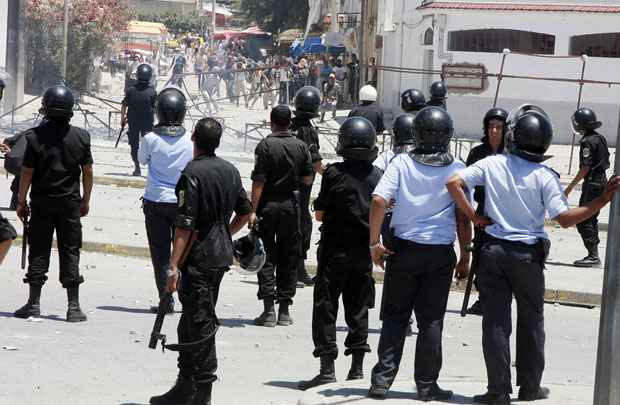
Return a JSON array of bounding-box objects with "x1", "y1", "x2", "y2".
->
[{"x1": 378, "y1": 0, "x2": 620, "y2": 145}]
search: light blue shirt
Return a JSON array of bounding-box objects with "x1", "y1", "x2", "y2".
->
[
  {"x1": 373, "y1": 150, "x2": 395, "y2": 172},
  {"x1": 458, "y1": 154, "x2": 569, "y2": 244},
  {"x1": 138, "y1": 131, "x2": 194, "y2": 203},
  {"x1": 373, "y1": 154, "x2": 466, "y2": 245}
]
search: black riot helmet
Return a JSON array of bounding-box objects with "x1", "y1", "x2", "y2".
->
[
  {"x1": 336, "y1": 116, "x2": 378, "y2": 161},
  {"x1": 233, "y1": 230, "x2": 267, "y2": 274},
  {"x1": 412, "y1": 106, "x2": 454, "y2": 167},
  {"x1": 294, "y1": 86, "x2": 321, "y2": 117},
  {"x1": 401, "y1": 89, "x2": 426, "y2": 113},
  {"x1": 572, "y1": 107, "x2": 602, "y2": 133},
  {"x1": 482, "y1": 107, "x2": 509, "y2": 140},
  {"x1": 136, "y1": 63, "x2": 153, "y2": 84},
  {"x1": 40, "y1": 85, "x2": 74, "y2": 119},
  {"x1": 505, "y1": 104, "x2": 553, "y2": 163},
  {"x1": 429, "y1": 81, "x2": 447, "y2": 100},
  {"x1": 392, "y1": 113, "x2": 415, "y2": 146},
  {"x1": 0, "y1": 78, "x2": 5, "y2": 100},
  {"x1": 156, "y1": 87, "x2": 186, "y2": 126}
]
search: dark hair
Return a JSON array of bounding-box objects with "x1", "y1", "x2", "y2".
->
[
  {"x1": 270, "y1": 104, "x2": 292, "y2": 127},
  {"x1": 193, "y1": 118, "x2": 222, "y2": 153}
]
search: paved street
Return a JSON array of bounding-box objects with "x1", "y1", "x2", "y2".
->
[{"x1": 0, "y1": 248, "x2": 599, "y2": 405}]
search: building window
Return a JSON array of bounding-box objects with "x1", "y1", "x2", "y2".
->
[
  {"x1": 424, "y1": 28, "x2": 434, "y2": 45},
  {"x1": 448, "y1": 29, "x2": 555, "y2": 54},
  {"x1": 570, "y1": 33, "x2": 620, "y2": 58}
]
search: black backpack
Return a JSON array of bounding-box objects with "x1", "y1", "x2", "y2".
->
[{"x1": 3, "y1": 132, "x2": 27, "y2": 176}]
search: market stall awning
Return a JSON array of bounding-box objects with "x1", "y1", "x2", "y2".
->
[
  {"x1": 199, "y1": 3, "x2": 234, "y2": 17},
  {"x1": 127, "y1": 20, "x2": 167, "y2": 36}
]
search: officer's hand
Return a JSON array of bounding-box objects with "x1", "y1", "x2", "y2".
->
[
  {"x1": 166, "y1": 268, "x2": 180, "y2": 293},
  {"x1": 387, "y1": 199, "x2": 396, "y2": 210},
  {"x1": 80, "y1": 199, "x2": 90, "y2": 217},
  {"x1": 473, "y1": 214, "x2": 492, "y2": 228},
  {"x1": 603, "y1": 175, "x2": 620, "y2": 202},
  {"x1": 455, "y1": 258, "x2": 470, "y2": 280},
  {"x1": 248, "y1": 212, "x2": 258, "y2": 229},
  {"x1": 0, "y1": 143, "x2": 10, "y2": 154},
  {"x1": 16, "y1": 202, "x2": 29, "y2": 223},
  {"x1": 370, "y1": 244, "x2": 392, "y2": 270}
]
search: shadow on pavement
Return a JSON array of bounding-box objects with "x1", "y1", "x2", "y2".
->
[
  {"x1": 96, "y1": 305, "x2": 157, "y2": 314},
  {"x1": 318, "y1": 387, "x2": 473, "y2": 403},
  {"x1": 103, "y1": 172, "x2": 144, "y2": 179},
  {"x1": 0, "y1": 311, "x2": 66, "y2": 322},
  {"x1": 264, "y1": 380, "x2": 301, "y2": 391},
  {"x1": 219, "y1": 318, "x2": 255, "y2": 328}
]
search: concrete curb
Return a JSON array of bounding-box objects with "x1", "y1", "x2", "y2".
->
[{"x1": 12, "y1": 237, "x2": 601, "y2": 308}]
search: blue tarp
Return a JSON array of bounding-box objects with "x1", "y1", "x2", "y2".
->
[
  {"x1": 290, "y1": 39, "x2": 304, "y2": 58},
  {"x1": 303, "y1": 36, "x2": 322, "y2": 53}
]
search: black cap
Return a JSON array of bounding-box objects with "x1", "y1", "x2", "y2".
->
[{"x1": 271, "y1": 104, "x2": 292, "y2": 127}]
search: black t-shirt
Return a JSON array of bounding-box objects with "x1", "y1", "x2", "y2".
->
[
  {"x1": 251, "y1": 131, "x2": 313, "y2": 205},
  {"x1": 465, "y1": 141, "x2": 503, "y2": 214},
  {"x1": 122, "y1": 83, "x2": 156, "y2": 128},
  {"x1": 22, "y1": 121, "x2": 93, "y2": 201},
  {"x1": 580, "y1": 132, "x2": 610, "y2": 182},
  {"x1": 348, "y1": 103, "x2": 385, "y2": 133},
  {"x1": 313, "y1": 160, "x2": 382, "y2": 249}
]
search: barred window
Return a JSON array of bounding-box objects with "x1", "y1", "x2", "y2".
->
[
  {"x1": 570, "y1": 33, "x2": 620, "y2": 58},
  {"x1": 448, "y1": 29, "x2": 555, "y2": 54}
]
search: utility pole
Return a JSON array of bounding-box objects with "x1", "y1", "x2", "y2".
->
[
  {"x1": 360, "y1": 0, "x2": 367, "y2": 85},
  {"x1": 211, "y1": 0, "x2": 216, "y2": 51},
  {"x1": 5, "y1": 0, "x2": 24, "y2": 107},
  {"x1": 330, "y1": 0, "x2": 339, "y2": 33},
  {"x1": 62, "y1": 0, "x2": 69, "y2": 82},
  {"x1": 593, "y1": 129, "x2": 620, "y2": 403}
]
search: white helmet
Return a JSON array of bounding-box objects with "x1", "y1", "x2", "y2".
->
[{"x1": 359, "y1": 85, "x2": 377, "y2": 102}]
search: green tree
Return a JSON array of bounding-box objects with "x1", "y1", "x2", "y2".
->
[
  {"x1": 238, "y1": 0, "x2": 309, "y2": 33},
  {"x1": 137, "y1": 12, "x2": 204, "y2": 35}
]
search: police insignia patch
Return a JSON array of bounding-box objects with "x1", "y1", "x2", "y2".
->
[{"x1": 582, "y1": 148, "x2": 591, "y2": 158}]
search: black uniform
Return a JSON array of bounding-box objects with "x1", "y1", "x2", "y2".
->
[
  {"x1": 291, "y1": 117, "x2": 321, "y2": 275},
  {"x1": 348, "y1": 104, "x2": 385, "y2": 133},
  {"x1": 174, "y1": 153, "x2": 252, "y2": 384},
  {"x1": 426, "y1": 99, "x2": 447, "y2": 110},
  {"x1": 577, "y1": 132, "x2": 610, "y2": 249},
  {"x1": 21, "y1": 120, "x2": 93, "y2": 287},
  {"x1": 312, "y1": 161, "x2": 381, "y2": 359},
  {"x1": 251, "y1": 131, "x2": 313, "y2": 304},
  {"x1": 122, "y1": 83, "x2": 156, "y2": 163},
  {"x1": 3, "y1": 131, "x2": 26, "y2": 210}
]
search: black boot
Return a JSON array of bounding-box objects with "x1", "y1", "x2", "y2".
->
[
  {"x1": 467, "y1": 300, "x2": 484, "y2": 316},
  {"x1": 518, "y1": 386, "x2": 550, "y2": 401},
  {"x1": 574, "y1": 244, "x2": 601, "y2": 267},
  {"x1": 297, "y1": 264, "x2": 315, "y2": 288},
  {"x1": 346, "y1": 352, "x2": 364, "y2": 380},
  {"x1": 254, "y1": 299, "x2": 276, "y2": 327},
  {"x1": 473, "y1": 391, "x2": 510, "y2": 404},
  {"x1": 298, "y1": 356, "x2": 337, "y2": 391},
  {"x1": 132, "y1": 160, "x2": 141, "y2": 177},
  {"x1": 14, "y1": 285, "x2": 42, "y2": 319},
  {"x1": 416, "y1": 383, "x2": 453, "y2": 402},
  {"x1": 278, "y1": 302, "x2": 293, "y2": 326},
  {"x1": 66, "y1": 286, "x2": 87, "y2": 323},
  {"x1": 150, "y1": 377, "x2": 196, "y2": 405},
  {"x1": 190, "y1": 383, "x2": 212, "y2": 405}
]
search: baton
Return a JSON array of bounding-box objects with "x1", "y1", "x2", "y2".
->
[
  {"x1": 114, "y1": 124, "x2": 126, "y2": 148},
  {"x1": 21, "y1": 208, "x2": 29, "y2": 270}
]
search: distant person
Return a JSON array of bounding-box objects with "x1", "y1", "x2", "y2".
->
[
  {"x1": 426, "y1": 81, "x2": 448, "y2": 110},
  {"x1": 170, "y1": 49, "x2": 187, "y2": 88},
  {"x1": 348, "y1": 85, "x2": 385, "y2": 134},
  {"x1": 320, "y1": 74, "x2": 341, "y2": 122}
]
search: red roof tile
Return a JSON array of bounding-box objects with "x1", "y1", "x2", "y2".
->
[{"x1": 418, "y1": 1, "x2": 620, "y2": 13}]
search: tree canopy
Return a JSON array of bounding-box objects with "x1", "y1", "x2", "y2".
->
[{"x1": 237, "y1": 0, "x2": 309, "y2": 33}]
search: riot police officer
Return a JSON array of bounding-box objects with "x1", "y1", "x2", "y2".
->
[
  {"x1": 291, "y1": 86, "x2": 322, "y2": 288},
  {"x1": 565, "y1": 108, "x2": 610, "y2": 267},
  {"x1": 121, "y1": 63, "x2": 157, "y2": 176},
  {"x1": 150, "y1": 118, "x2": 252, "y2": 405},
  {"x1": 298, "y1": 117, "x2": 382, "y2": 391},
  {"x1": 373, "y1": 113, "x2": 415, "y2": 171},
  {"x1": 139, "y1": 87, "x2": 193, "y2": 314},
  {"x1": 400, "y1": 88, "x2": 426, "y2": 115},
  {"x1": 464, "y1": 107, "x2": 508, "y2": 315},
  {"x1": 368, "y1": 107, "x2": 471, "y2": 401},
  {"x1": 447, "y1": 105, "x2": 620, "y2": 404},
  {"x1": 250, "y1": 105, "x2": 314, "y2": 327},
  {"x1": 348, "y1": 85, "x2": 385, "y2": 134},
  {"x1": 14, "y1": 85, "x2": 93, "y2": 322},
  {"x1": 426, "y1": 81, "x2": 447, "y2": 110}
]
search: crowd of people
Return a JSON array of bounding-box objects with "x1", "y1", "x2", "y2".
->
[{"x1": 0, "y1": 50, "x2": 616, "y2": 405}]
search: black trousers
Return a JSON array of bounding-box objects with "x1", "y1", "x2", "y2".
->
[
  {"x1": 478, "y1": 237, "x2": 546, "y2": 395},
  {"x1": 371, "y1": 239, "x2": 455, "y2": 389},
  {"x1": 143, "y1": 200, "x2": 177, "y2": 299},
  {"x1": 10, "y1": 175, "x2": 20, "y2": 210},
  {"x1": 577, "y1": 180, "x2": 605, "y2": 248},
  {"x1": 128, "y1": 124, "x2": 152, "y2": 163},
  {"x1": 256, "y1": 199, "x2": 299, "y2": 304},
  {"x1": 177, "y1": 267, "x2": 225, "y2": 384},
  {"x1": 298, "y1": 184, "x2": 313, "y2": 278},
  {"x1": 25, "y1": 199, "x2": 83, "y2": 288},
  {"x1": 312, "y1": 245, "x2": 375, "y2": 359}
]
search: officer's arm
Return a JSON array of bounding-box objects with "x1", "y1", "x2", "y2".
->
[
  {"x1": 555, "y1": 176, "x2": 620, "y2": 228},
  {"x1": 250, "y1": 181, "x2": 264, "y2": 215},
  {"x1": 455, "y1": 208, "x2": 472, "y2": 279},
  {"x1": 81, "y1": 165, "x2": 93, "y2": 216},
  {"x1": 446, "y1": 175, "x2": 477, "y2": 221},
  {"x1": 315, "y1": 211, "x2": 324, "y2": 222},
  {"x1": 120, "y1": 101, "x2": 127, "y2": 126},
  {"x1": 369, "y1": 195, "x2": 387, "y2": 246},
  {"x1": 564, "y1": 166, "x2": 589, "y2": 197}
]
